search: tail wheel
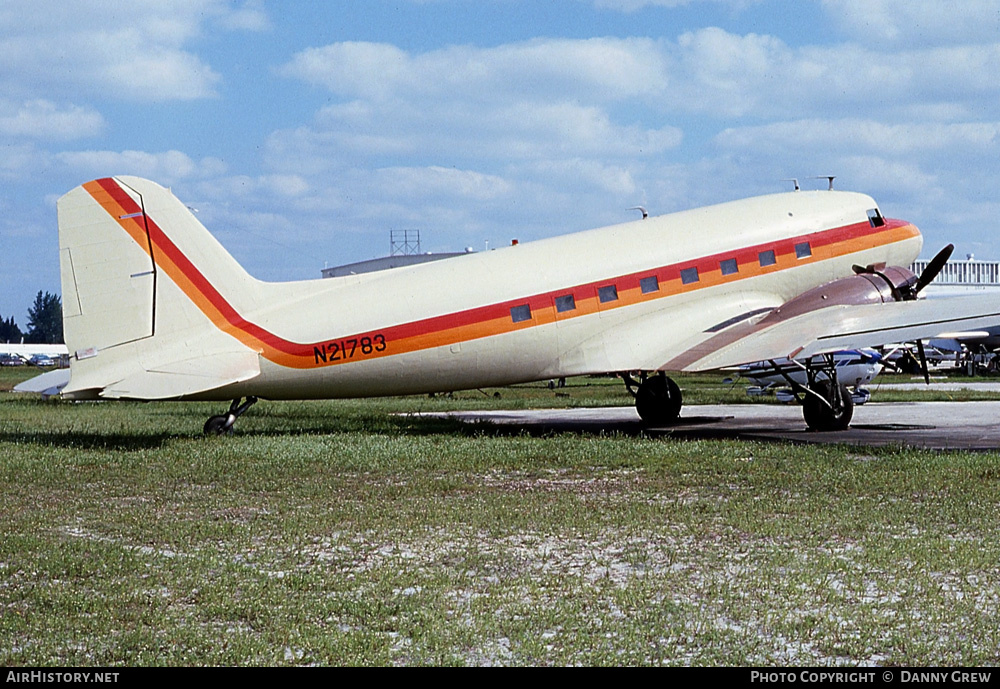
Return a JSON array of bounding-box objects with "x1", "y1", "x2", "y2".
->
[
  {"x1": 802, "y1": 380, "x2": 854, "y2": 431},
  {"x1": 635, "y1": 374, "x2": 682, "y2": 425},
  {"x1": 203, "y1": 414, "x2": 233, "y2": 435},
  {"x1": 202, "y1": 396, "x2": 258, "y2": 436}
]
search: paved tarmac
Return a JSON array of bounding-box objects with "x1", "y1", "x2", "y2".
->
[
  {"x1": 419, "y1": 401, "x2": 1000, "y2": 450},
  {"x1": 876, "y1": 381, "x2": 1000, "y2": 392}
]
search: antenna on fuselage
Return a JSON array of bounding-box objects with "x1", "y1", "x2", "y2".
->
[
  {"x1": 812, "y1": 175, "x2": 836, "y2": 190},
  {"x1": 628, "y1": 206, "x2": 648, "y2": 219},
  {"x1": 782, "y1": 178, "x2": 800, "y2": 191}
]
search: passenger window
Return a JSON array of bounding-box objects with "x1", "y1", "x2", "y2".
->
[
  {"x1": 598, "y1": 285, "x2": 618, "y2": 303},
  {"x1": 720, "y1": 258, "x2": 738, "y2": 275},
  {"x1": 555, "y1": 294, "x2": 576, "y2": 312},
  {"x1": 795, "y1": 242, "x2": 811, "y2": 259},
  {"x1": 867, "y1": 208, "x2": 885, "y2": 227},
  {"x1": 510, "y1": 304, "x2": 531, "y2": 323},
  {"x1": 680, "y1": 267, "x2": 699, "y2": 284},
  {"x1": 759, "y1": 250, "x2": 776, "y2": 267},
  {"x1": 640, "y1": 276, "x2": 659, "y2": 294}
]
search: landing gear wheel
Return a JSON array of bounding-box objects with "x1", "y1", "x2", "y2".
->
[
  {"x1": 802, "y1": 380, "x2": 854, "y2": 431},
  {"x1": 635, "y1": 374, "x2": 683, "y2": 426},
  {"x1": 203, "y1": 414, "x2": 232, "y2": 435},
  {"x1": 202, "y1": 396, "x2": 259, "y2": 436}
]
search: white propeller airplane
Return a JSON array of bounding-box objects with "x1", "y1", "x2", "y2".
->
[
  {"x1": 726, "y1": 349, "x2": 884, "y2": 406},
  {"x1": 17, "y1": 176, "x2": 1000, "y2": 433}
]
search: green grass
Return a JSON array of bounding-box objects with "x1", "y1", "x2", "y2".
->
[{"x1": 2, "y1": 368, "x2": 1000, "y2": 665}]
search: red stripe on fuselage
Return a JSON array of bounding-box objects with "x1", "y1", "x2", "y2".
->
[{"x1": 87, "y1": 178, "x2": 916, "y2": 368}]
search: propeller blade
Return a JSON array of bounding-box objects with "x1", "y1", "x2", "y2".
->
[
  {"x1": 915, "y1": 244, "x2": 954, "y2": 295},
  {"x1": 916, "y1": 339, "x2": 930, "y2": 385}
]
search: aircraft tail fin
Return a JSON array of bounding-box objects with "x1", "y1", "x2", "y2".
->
[{"x1": 58, "y1": 176, "x2": 261, "y2": 399}]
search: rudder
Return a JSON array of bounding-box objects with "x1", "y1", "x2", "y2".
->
[{"x1": 58, "y1": 176, "x2": 261, "y2": 398}]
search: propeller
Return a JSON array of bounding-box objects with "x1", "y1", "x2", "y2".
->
[
  {"x1": 907, "y1": 244, "x2": 954, "y2": 383},
  {"x1": 912, "y1": 243, "x2": 954, "y2": 296},
  {"x1": 916, "y1": 339, "x2": 931, "y2": 385},
  {"x1": 853, "y1": 244, "x2": 954, "y2": 384}
]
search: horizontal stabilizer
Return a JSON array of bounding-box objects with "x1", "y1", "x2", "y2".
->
[
  {"x1": 13, "y1": 369, "x2": 72, "y2": 397},
  {"x1": 100, "y1": 351, "x2": 260, "y2": 400}
]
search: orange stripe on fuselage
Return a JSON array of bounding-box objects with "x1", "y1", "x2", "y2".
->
[{"x1": 84, "y1": 178, "x2": 919, "y2": 370}]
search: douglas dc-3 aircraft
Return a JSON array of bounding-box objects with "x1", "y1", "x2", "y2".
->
[{"x1": 19, "y1": 176, "x2": 1000, "y2": 433}]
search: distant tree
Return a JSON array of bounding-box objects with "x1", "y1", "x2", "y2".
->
[
  {"x1": 0, "y1": 313, "x2": 23, "y2": 343},
  {"x1": 25, "y1": 291, "x2": 63, "y2": 344}
]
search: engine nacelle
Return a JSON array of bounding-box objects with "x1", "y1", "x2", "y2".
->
[{"x1": 762, "y1": 266, "x2": 918, "y2": 324}]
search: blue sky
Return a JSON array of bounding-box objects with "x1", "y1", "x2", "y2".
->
[{"x1": 2, "y1": 0, "x2": 1000, "y2": 325}]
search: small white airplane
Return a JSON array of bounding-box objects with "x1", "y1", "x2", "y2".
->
[
  {"x1": 1, "y1": 343, "x2": 69, "y2": 361},
  {"x1": 17, "y1": 176, "x2": 1000, "y2": 433},
  {"x1": 727, "y1": 349, "x2": 883, "y2": 406}
]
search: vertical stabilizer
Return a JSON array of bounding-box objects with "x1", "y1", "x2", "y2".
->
[
  {"x1": 59, "y1": 179, "x2": 156, "y2": 353},
  {"x1": 58, "y1": 177, "x2": 261, "y2": 398}
]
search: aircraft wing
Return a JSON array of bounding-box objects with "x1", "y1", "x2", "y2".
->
[{"x1": 666, "y1": 293, "x2": 1000, "y2": 372}]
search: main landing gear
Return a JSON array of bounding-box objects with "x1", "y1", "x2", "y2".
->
[
  {"x1": 203, "y1": 396, "x2": 258, "y2": 435},
  {"x1": 801, "y1": 379, "x2": 853, "y2": 432},
  {"x1": 771, "y1": 354, "x2": 854, "y2": 432},
  {"x1": 622, "y1": 371, "x2": 683, "y2": 426}
]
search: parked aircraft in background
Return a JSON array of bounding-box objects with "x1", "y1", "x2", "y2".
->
[
  {"x1": 928, "y1": 329, "x2": 1000, "y2": 356},
  {"x1": 1, "y1": 343, "x2": 68, "y2": 364},
  {"x1": 726, "y1": 349, "x2": 883, "y2": 406},
  {"x1": 16, "y1": 176, "x2": 1000, "y2": 433}
]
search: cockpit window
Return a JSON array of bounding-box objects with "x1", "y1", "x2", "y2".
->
[{"x1": 867, "y1": 208, "x2": 885, "y2": 228}]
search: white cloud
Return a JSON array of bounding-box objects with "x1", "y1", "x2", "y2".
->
[
  {"x1": 837, "y1": 155, "x2": 940, "y2": 199},
  {"x1": 372, "y1": 166, "x2": 513, "y2": 202},
  {"x1": 822, "y1": 0, "x2": 1000, "y2": 45},
  {"x1": 196, "y1": 173, "x2": 309, "y2": 200},
  {"x1": 0, "y1": 0, "x2": 269, "y2": 102},
  {"x1": 656, "y1": 28, "x2": 1000, "y2": 120},
  {"x1": 264, "y1": 98, "x2": 681, "y2": 184},
  {"x1": 273, "y1": 38, "x2": 681, "y2": 177},
  {"x1": 217, "y1": 0, "x2": 270, "y2": 31},
  {"x1": 55, "y1": 149, "x2": 226, "y2": 185},
  {"x1": 520, "y1": 159, "x2": 639, "y2": 196},
  {"x1": 280, "y1": 31, "x2": 1000, "y2": 133},
  {"x1": 589, "y1": 0, "x2": 741, "y2": 10},
  {"x1": 279, "y1": 38, "x2": 669, "y2": 104},
  {"x1": 0, "y1": 143, "x2": 44, "y2": 179},
  {"x1": 715, "y1": 119, "x2": 1000, "y2": 157},
  {"x1": 0, "y1": 100, "x2": 103, "y2": 140}
]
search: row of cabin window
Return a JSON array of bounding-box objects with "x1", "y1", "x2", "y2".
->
[{"x1": 510, "y1": 241, "x2": 812, "y2": 323}]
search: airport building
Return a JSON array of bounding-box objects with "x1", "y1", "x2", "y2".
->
[
  {"x1": 321, "y1": 229, "x2": 474, "y2": 278},
  {"x1": 320, "y1": 251, "x2": 472, "y2": 278}
]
